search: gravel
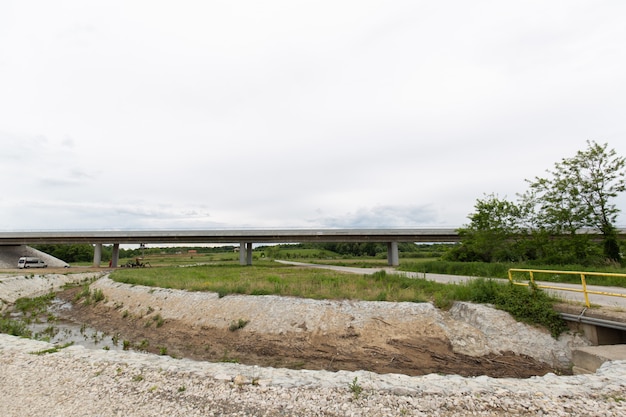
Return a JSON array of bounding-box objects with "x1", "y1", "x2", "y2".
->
[{"x1": 2, "y1": 333, "x2": 626, "y2": 416}]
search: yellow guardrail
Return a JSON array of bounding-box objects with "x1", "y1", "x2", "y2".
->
[{"x1": 507, "y1": 268, "x2": 626, "y2": 308}]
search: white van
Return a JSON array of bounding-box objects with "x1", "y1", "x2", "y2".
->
[{"x1": 17, "y1": 257, "x2": 47, "y2": 269}]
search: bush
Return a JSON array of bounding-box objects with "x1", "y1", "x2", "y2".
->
[
  {"x1": 0, "y1": 317, "x2": 32, "y2": 337},
  {"x1": 453, "y1": 279, "x2": 567, "y2": 338}
]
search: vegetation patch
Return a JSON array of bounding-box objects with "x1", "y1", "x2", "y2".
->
[
  {"x1": 30, "y1": 342, "x2": 74, "y2": 355},
  {"x1": 0, "y1": 317, "x2": 32, "y2": 337},
  {"x1": 228, "y1": 319, "x2": 249, "y2": 332},
  {"x1": 110, "y1": 265, "x2": 567, "y2": 337}
]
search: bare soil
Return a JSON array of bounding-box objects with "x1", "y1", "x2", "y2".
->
[{"x1": 56, "y1": 287, "x2": 557, "y2": 378}]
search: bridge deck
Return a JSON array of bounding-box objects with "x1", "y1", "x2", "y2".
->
[{"x1": 0, "y1": 229, "x2": 461, "y2": 245}]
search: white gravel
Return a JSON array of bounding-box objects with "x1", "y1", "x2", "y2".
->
[{"x1": 1, "y1": 334, "x2": 625, "y2": 416}]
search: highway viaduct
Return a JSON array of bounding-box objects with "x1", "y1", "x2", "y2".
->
[{"x1": 0, "y1": 229, "x2": 461, "y2": 267}]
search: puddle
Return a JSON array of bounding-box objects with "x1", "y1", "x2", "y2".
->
[{"x1": 12, "y1": 298, "x2": 126, "y2": 352}]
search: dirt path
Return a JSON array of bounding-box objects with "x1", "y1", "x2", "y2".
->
[{"x1": 55, "y1": 282, "x2": 559, "y2": 379}]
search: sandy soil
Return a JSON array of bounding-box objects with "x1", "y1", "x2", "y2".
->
[{"x1": 55, "y1": 283, "x2": 559, "y2": 379}]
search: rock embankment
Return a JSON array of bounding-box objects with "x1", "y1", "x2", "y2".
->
[{"x1": 90, "y1": 276, "x2": 588, "y2": 370}]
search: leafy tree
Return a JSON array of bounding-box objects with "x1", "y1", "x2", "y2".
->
[
  {"x1": 446, "y1": 194, "x2": 526, "y2": 262},
  {"x1": 452, "y1": 141, "x2": 625, "y2": 264},
  {"x1": 31, "y1": 244, "x2": 95, "y2": 263},
  {"x1": 521, "y1": 140, "x2": 625, "y2": 262}
]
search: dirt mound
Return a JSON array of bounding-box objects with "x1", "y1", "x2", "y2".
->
[{"x1": 53, "y1": 277, "x2": 579, "y2": 378}]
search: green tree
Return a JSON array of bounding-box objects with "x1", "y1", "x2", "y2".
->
[
  {"x1": 522, "y1": 140, "x2": 625, "y2": 262},
  {"x1": 446, "y1": 194, "x2": 526, "y2": 262}
]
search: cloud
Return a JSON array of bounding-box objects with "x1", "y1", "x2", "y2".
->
[
  {"x1": 1, "y1": 1, "x2": 625, "y2": 232},
  {"x1": 314, "y1": 205, "x2": 439, "y2": 228}
]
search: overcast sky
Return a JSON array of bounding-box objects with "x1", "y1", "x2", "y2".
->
[{"x1": 1, "y1": 1, "x2": 625, "y2": 232}]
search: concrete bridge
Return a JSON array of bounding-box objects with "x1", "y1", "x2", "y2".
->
[{"x1": 0, "y1": 228, "x2": 461, "y2": 267}]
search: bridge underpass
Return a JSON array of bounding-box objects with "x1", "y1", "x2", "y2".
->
[{"x1": 0, "y1": 229, "x2": 461, "y2": 267}]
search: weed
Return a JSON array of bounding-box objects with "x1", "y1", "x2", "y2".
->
[
  {"x1": 35, "y1": 325, "x2": 59, "y2": 341},
  {"x1": 132, "y1": 374, "x2": 144, "y2": 382},
  {"x1": 178, "y1": 386, "x2": 186, "y2": 392},
  {"x1": 14, "y1": 293, "x2": 55, "y2": 318},
  {"x1": 228, "y1": 318, "x2": 249, "y2": 332},
  {"x1": 122, "y1": 340, "x2": 131, "y2": 350},
  {"x1": 348, "y1": 377, "x2": 363, "y2": 399},
  {"x1": 122, "y1": 310, "x2": 130, "y2": 319},
  {"x1": 153, "y1": 314, "x2": 165, "y2": 328},
  {"x1": 30, "y1": 342, "x2": 74, "y2": 355},
  {"x1": 75, "y1": 284, "x2": 91, "y2": 302},
  {"x1": 0, "y1": 318, "x2": 32, "y2": 337},
  {"x1": 159, "y1": 346, "x2": 168, "y2": 356},
  {"x1": 92, "y1": 288, "x2": 105, "y2": 303}
]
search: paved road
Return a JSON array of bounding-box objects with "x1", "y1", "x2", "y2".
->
[{"x1": 276, "y1": 260, "x2": 626, "y2": 309}]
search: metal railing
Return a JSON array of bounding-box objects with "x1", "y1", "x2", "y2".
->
[{"x1": 507, "y1": 268, "x2": 626, "y2": 307}]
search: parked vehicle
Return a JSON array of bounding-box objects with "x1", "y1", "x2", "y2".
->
[{"x1": 17, "y1": 257, "x2": 47, "y2": 268}]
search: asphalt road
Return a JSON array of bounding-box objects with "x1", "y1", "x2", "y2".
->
[{"x1": 276, "y1": 260, "x2": 626, "y2": 309}]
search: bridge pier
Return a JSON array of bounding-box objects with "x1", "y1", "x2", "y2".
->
[
  {"x1": 387, "y1": 242, "x2": 399, "y2": 266},
  {"x1": 239, "y1": 242, "x2": 253, "y2": 265},
  {"x1": 93, "y1": 243, "x2": 102, "y2": 267},
  {"x1": 111, "y1": 243, "x2": 120, "y2": 267}
]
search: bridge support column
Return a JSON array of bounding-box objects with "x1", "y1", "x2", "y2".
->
[
  {"x1": 246, "y1": 242, "x2": 253, "y2": 265},
  {"x1": 93, "y1": 243, "x2": 102, "y2": 267},
  {"x1": 387, "y1": 242, "x2": 399, "y2": 266},
  {"x1": 111, "y1": 243, "x2": 120, "y2": 268},
  {"x1": 239, "y1": 242, "x2": 253, "y2": 265},
  {"x1": 239, "y1": 242, "x2": 246, "y2": 265}
]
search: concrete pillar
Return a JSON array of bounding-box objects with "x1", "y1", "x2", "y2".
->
[
  {"x1": 246, "y1": 242, "x2": 253, "y2": 265},
  {"x1": 239, "y1": 242, "x2": 246, "y2": 265},
  {"x1": 93, "y1": 243, "x2": 102, "y2": 267},
  {"x1": 111, "y1": 243, "x2": 120, "y2": 268},
  {"x1": 387, "y1": 242, "x2": 399, "y2": 266}
]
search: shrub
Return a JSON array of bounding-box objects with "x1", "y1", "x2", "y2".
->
[
  {"x1": 0, "y1": 318, "x2": 32, "y2": 337},
  {"x1": 228, "y1": 319, "x2": 249, "y2": 332}
]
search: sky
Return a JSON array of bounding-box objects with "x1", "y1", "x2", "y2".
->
[{"x1": 1, "y1": 0, "x2": 626, "y2": 232}]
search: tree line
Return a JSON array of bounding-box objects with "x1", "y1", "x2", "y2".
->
[
  {"x1": 30, "y1": 244, "x2": 237, "y2": 263},
  {"x1": 446, "y1": 140, "x2": 625, "y2": 266}
]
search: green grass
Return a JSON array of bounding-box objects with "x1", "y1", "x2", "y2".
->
[
  {"x1": 0, "y1": 317, "x2": 32, "y2": 337},
  {"x1": 13, "y1": 293, "x2": 56, "y2": 322},
  {"x1": 400, "y1": 260, "x2": 626, "y2": 287},
  {"x1": 111, "y1": 262, "x2": 428, "y2": 302},
  {"x1": 110, "y1": 263, "x2": 567, "y2": 337}
]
